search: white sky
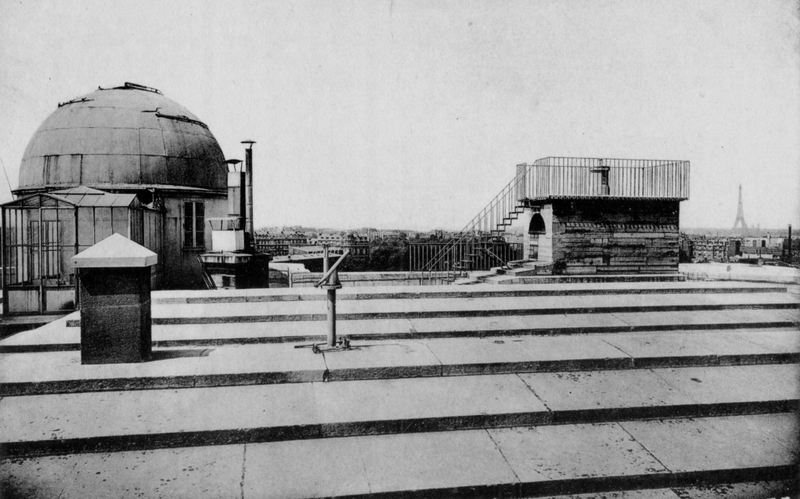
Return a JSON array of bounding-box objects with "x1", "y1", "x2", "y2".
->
[{"x1": 1, "y1": 0, "x2": 798, "y2": 231}]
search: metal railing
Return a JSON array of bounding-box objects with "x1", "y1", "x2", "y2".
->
[
  {"x1": 516, "y1": 158, "x2": 690, "y2": 201},
  {"x1": 420, "y1": 168, "x2": 529, "y2": 283}
]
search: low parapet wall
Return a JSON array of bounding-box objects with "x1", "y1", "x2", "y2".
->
[
  {"x1": 680, "y1": 263, "x2": 800, "y2": 284},
  {"x1": 290, "y1": 271, "x2": 453, "y2": 288}
]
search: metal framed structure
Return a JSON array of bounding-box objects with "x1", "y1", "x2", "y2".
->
[
  {"x1": 515, "y1": 158, "x2": 690, "y2": 202},
  {"x1": 1, "y1": 187, "x2": 163, "y2": 315}
]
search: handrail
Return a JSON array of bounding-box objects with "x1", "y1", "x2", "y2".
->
[
  {"x1": 481, "y1": 247, "x2": 510, "y2": 270},
  {"x1": 422, "y1": 166, "x2": 529, "y2": 282}
]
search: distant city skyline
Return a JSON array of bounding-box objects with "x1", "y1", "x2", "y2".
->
[{"x1": 1, "y1": 0, "x2": 798, "y2": 232}]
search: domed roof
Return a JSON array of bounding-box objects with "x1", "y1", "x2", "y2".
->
[{"x1": 16, "y1": 83, "x2": 226, "y2": 195}]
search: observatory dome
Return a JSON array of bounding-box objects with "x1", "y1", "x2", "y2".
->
[{"x1": 16, "y1": 83, "x2": 226, "y2": 195}]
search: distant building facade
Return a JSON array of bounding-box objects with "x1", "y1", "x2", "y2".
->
[
  {"x1": 307, "y1": 232, "x2": 369, "y2": 259},
  {"x1": 741, "y1": 235, "x2": 785, "y2": 259},
  {"x1": 254, "y1": 231, "x2": 309, "y2": 256},
  {"x1": 342, "y1": 233, "x2": 370, "y2": 258},
  {"x1": 678, "y1": 233, "x2": 790, "y2": 263},
  {"x1": 690, "y1": 237, "x2": 731, "y2": 263}
]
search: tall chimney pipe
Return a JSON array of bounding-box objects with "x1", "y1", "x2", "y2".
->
[
  {"x1": 242, "y1": 141, "x2": 256, "y2": 239},
  {"x1": 224, "y1": 159, "x2": 243, "y2": 223}
]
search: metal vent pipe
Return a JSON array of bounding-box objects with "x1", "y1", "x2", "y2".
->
[{"x1": 242, "y1": 141, "x2": 256, "y2": 237}]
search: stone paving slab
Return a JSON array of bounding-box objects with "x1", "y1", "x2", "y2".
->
[
  {"x1": 611, "y1": 309, "x2": 796, "y2": 328},
  {"x1": 488, "y1": 423, "x2": 669, "y2": 484},
  {"x1": 356, "y1": 431, "x2": 519, "y2": 496},
  {"x1": 539, "y1": 490, "x2": 682, "y2": 498},
  {"x1": 147, "y1": 292, "x2": 799, "y2": 322},
  {"x1": 0, "y1": 317, "x2": 419, "y2": 349},
  {"x1": 406, "y1": 314, "x2": 534, "y2": 333},
  {"x1": 310, "y1": 374, "x2": 548, "y2": 430},
  {"x1": 524, "y1": 313, "x2": 631, "y2": 330},
  {"x1": 601, "y1": 330, "x2": 800, "y2": 366},
  {"x1": 2, "y1": 330, "x2": 797, "y2": 396},
  {"x1": 29, "y1": 291, "x2": 787, "y2": 326},
  {"x1": 539, "y1": 481, "x2": 796, "y2": 498},
  {"x1": 0, "y1": 444, "x2": 244, "y2": 499},
  {"x1": 321, "y1": 340, "x2": 442, "y2": 380},
  {"x1": 518, "y1": 365, "x2": 800, "y2": 422},
  {"x1": 3, "y1": 365, "x2": 798, "y2": 457},
  {"x1": 3, "y1": 296, "x2": 796, "y2": 352},
  {"x1": 1, "y1": 382, "x2": 321, "y2": 443},
  {"x1": 0, "y1": 374, "x2": 548, "y2": 453},
  {"x1": 740, "y1": 329, "x2": 800, "y2": 353},
  {"x1": 619, "y1": 413, "x2": 799, "y2": 472},
  {"x1": 518, "y1": 370, "x2": 687, "y2": 412},
  {"x1": 650, "y1": 364, "x2": 800, "y2": 405},
  {"x1": 0, "y1": 343, "x2": 326, "y2": 390},
  {"x1": 0, "y1": 313, "x2": 78, "y2": 346},
  {"x1": 0, "y1": 347, "x2": 205, "y2": 388},
  {"x1": 669, "y1": 480, "x2": 797, "y2": 499},
  {"x1": 3, "y1": 415, "x2": 796, "y2": 498},
  {"x1": 425, "y1": 335, "x2": 634, "y2": 375},
  {"x1": 155, "y1": 319, "x2": 418, "y2": 343},
  {"x1": 150, "y1": 281, "x2": 788, "y2": 304},
  {"x1": 242, "y1": 437, "x2": 371, "y2": 498}
]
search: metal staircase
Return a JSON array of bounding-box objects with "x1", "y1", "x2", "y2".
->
[{"x1": 423, "y1": 166, "x2": 529, "y2": 284}]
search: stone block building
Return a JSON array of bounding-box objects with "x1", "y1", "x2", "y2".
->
[{"x1": 519, "y1": 157, "x2": 690, "y2": 274}]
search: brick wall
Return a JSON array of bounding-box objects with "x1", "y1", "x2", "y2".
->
[{"x1": 549, "y1": 199, "x2": 680, "y2": 274}]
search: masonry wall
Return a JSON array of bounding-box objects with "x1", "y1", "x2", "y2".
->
[
  {"x1": 550, "y1": 199, "x2": 680, "y2": 274},
  {"x1": 163, "y1": 195, "x2": 227, "y2": 289},
  {"x1": 537, "y1": 205, "x2": 554, "y2": 263}
]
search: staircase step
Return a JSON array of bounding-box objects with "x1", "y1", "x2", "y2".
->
[
  {"x1": 3, "y1": 414, "x2": 796, "y2": 498},
  {"x1": 159, "y1": 275, "x2": 704, "y2": 304},
  {"x1": 3, "y1": 329, "x2": 796, "y2": 396},
  {"x1": 2, "y1": 364, "x2": 797, "y2": 458},
  {"x1": 4, "y1": 307, "x2": 796, "y2": 353},
  {"x1": 73, "y1": 292, "x2": 800, "y2": 327},
  {"x1": 2, "y1": 281, "x2": 798, "y2": 498}
]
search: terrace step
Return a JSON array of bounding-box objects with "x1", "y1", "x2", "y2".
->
[
  {"x1": 3, "y1": 307, "x2": 797, "y2": 353},
  {"x1": 1, "y1": 281, "x2": 797, "y2": 498},
  {"x1": 2, "y1": 364, "x2": 797, "y2": 458},
  {"x1": 58, "y1": 291, "x2": 800, "y2": 327},
  {"x1": 2, "y1": 329, "x2": 797, "y2": 396},
  {"x1": 3, "y1": 416, "x2": 795, "y2": 499}
]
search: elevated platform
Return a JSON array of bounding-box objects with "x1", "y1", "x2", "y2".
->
[{"x1": 1, "y1": 281, "x2": 798, "y2": 498}]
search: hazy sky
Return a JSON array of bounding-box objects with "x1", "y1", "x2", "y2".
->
[{"x1": 1, "y1": 0, "x2": 798, "y2": 231}]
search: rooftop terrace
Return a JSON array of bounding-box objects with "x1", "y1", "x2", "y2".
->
[{"x1": 1, "y1": 278, "x2": 797, "y2": 497}]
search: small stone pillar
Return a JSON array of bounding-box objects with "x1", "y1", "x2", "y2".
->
[
  {"x1": 521, "y1": 208, "x2": 534, "y2": 260},
  {"x1": 72, "y1": 234, "x2": 158, "y2": 365}
]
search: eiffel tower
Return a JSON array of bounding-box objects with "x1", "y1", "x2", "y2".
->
[{"x1": 732, "y1": 184, "x2": 748, "y2": 231}]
